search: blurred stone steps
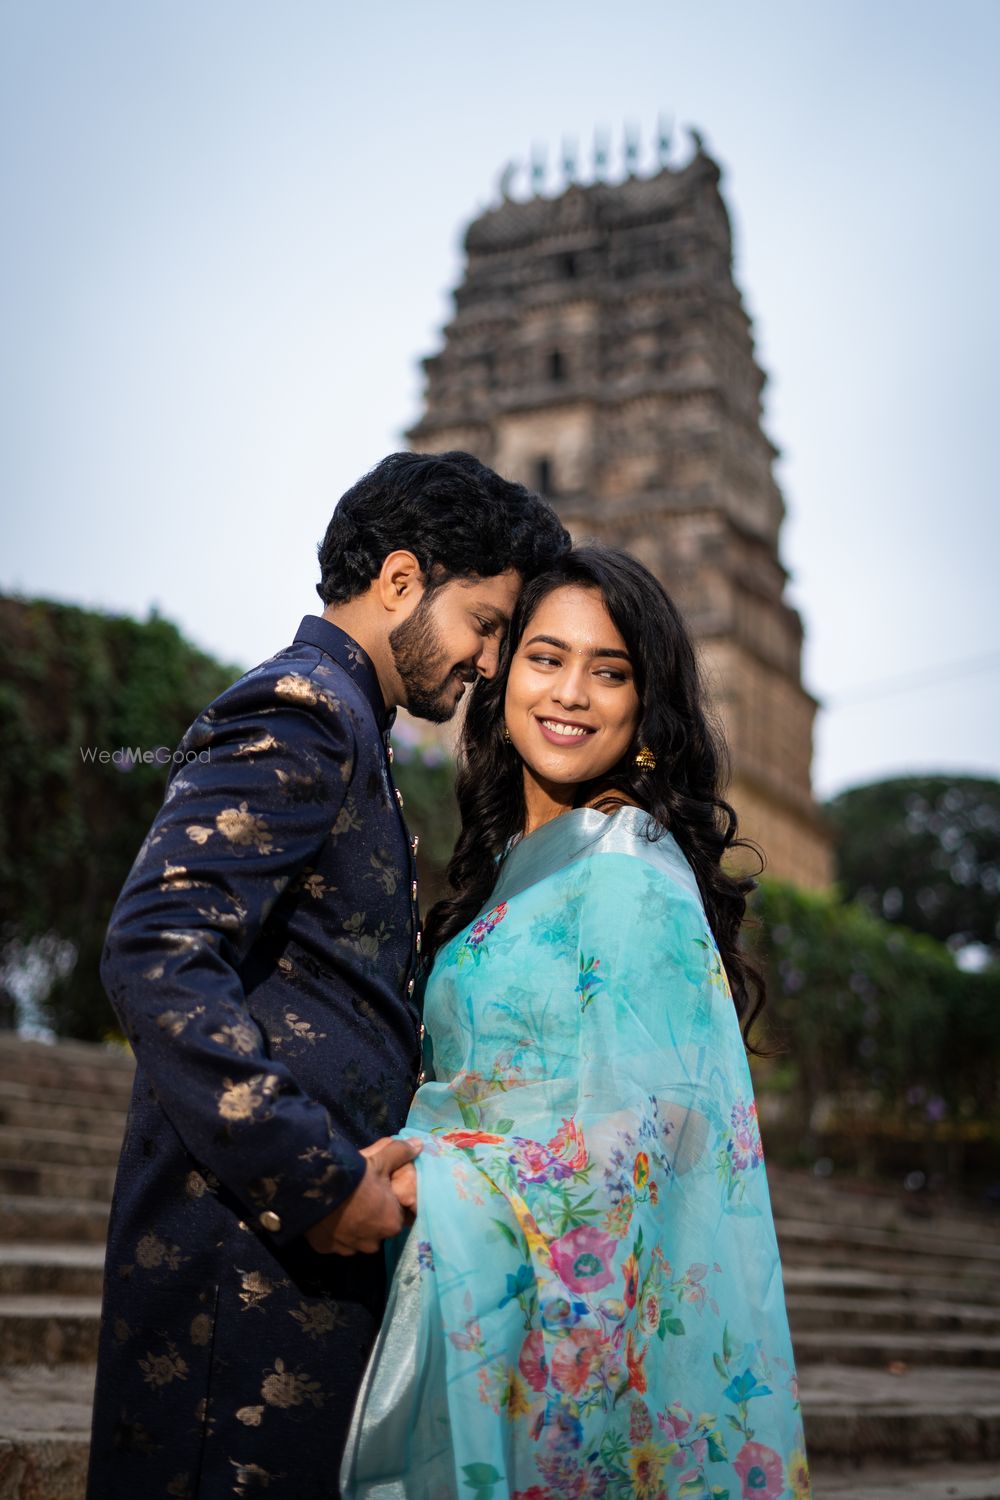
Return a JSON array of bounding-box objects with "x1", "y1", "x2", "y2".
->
[
  {"x1": 0, "y1": 1245, "x2": 106, "y2": 1297},
  {"x1": 0, "y1": 1295, "x2": 102, "y2": 1364},
  {"x1": 784, "y1": 1264, "x2": 1000, "y2": 1307},
  {"x1": 813, "y1": 1465, "x2": 1000, "y2": 1499},
  {"x1": 0, "y1": 1194, "x2": 109, "y2": 1245},
  {"x1": 0, "y1": 1158, "x2": 116, "y2": 1202},
  {"x1": 788, "y1": 1293, "x2": 1000, "y2": 1335},
  {"x1": 0, "y1": 1125, "x2": 123, "y2": 1169},
  {"x1": 0, "y1": 1079, "x2": 128, "y2": 1136}
]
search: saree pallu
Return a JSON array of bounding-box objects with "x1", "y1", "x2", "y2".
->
[{"x1": 342, "y1": 807, "x2": 810, "y2": 1500}]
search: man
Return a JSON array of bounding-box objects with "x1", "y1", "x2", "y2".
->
[{"x1": 87, "y1": 452, "x2": 570, "y2": 1499}]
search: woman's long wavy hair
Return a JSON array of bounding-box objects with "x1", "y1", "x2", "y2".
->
[{"x1": 423, "y1": 545, "x2": 767, "y2": 1047}]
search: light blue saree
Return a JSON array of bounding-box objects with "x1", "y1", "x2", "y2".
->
[{"x1": 342, "y1": 807, "x2": 810, "y2": 1500}]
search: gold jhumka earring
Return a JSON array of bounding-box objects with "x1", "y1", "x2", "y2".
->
[{"x1": 634, "y1": 745, "x2": 657, "y2": 771}]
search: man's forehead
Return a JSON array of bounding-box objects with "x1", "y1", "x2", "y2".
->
[{"x1": 456, "y1": 571, "x2": 521, "y2": 616}]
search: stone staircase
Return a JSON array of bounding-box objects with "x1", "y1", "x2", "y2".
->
[{"x1": 1, "y1": 1035, "x2": 999, "y2": 1498}]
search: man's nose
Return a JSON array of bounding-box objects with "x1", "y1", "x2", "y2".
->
[{"x1": 474, "y1": 637, "x2": 502, "y2": 679}]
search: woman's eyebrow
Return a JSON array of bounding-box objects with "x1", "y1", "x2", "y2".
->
[{"x1": 523, "y1": 633, "x2": 631, "y2": 662}]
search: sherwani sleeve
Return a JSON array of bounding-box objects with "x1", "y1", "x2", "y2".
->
[{"x1": 100, "y1": 666, "x2": 368, "y2": 1246}]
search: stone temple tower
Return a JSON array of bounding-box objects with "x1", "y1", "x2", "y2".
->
[{"x1": 407, "y1": 135, "x2": 831, "y2": 888}]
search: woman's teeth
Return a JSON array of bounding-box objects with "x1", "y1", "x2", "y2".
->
[{"x1": 541, "y1": 720, "x2": 590, "y2": 738}]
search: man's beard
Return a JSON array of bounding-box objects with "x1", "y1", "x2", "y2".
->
[{"x1": 389, "y1": 594, "x2": 470, "y2": 724}]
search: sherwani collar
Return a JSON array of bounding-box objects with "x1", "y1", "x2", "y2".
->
[{"x1": 293, "y1": 615, "x2": 394, "y2": 736}]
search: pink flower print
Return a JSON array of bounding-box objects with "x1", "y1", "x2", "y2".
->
[
  {"x1": 549, "y1": 1329, "x2": 604, "y2": 1398},
  {"x1": 510, "y1": 1137, "x2": 570, "y2": 1185},
  {"x1": 622, "y1": 1251, "x2": 640, "y2": 1309},
  {"x1": 734, "y1": 1440, "x2": 785, "y2": 1499},
  {"x1": 518, "y1": 1329, "x2": 548, "y2": 1392},
  {"x1": 550, "y1": 1225, "x2": 616, "y2": 1295},
  {"x1": 629, "y1": 1399, "x2": 653, "y2": 1441},
  {"x1": 730, "y1": 1100, "x2": 764, "y2": 1172},
  {"x1": 546, "y1": 1116, "x2": 588, "y2": 1173},
  {"x1": 657, "y1": 1402, "x2": 692, "y2": 1442},
  {"x1": 467, "y1": 902, "x2": 507, "y2": 949},
  {"x1": 512, "y1": 1490, "x2": 555, "y2": 1500}
]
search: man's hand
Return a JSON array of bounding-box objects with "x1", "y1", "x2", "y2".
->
[
  {"x1": 361, "y1": 1134, "x2": 419, "y2": 1222},
  {"x1": 304, "y1": 1137, "x2": 422, "y2": 1255}
]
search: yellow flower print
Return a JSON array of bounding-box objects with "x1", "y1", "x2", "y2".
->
[
  {"x1": 633, "y1": 1151, "x2": 650, "y2": 1189},
  {"x1": 788, "y1": 1450, "x2": 811, "y2": 1498},
  {"x1": 215, "y1": 802, "x2": 275, "y2": 855},
  {"x1": 505, "y1": 1369, "x2": 534, "y2": 1419},
  {"x1": 260, "y1": 1356, "x2": 324, "y2": 1409},
  {"x1": 628, "y1": 1440, "x2": 676, "y2": 1498}
]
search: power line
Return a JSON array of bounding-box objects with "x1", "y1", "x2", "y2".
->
[{"x1": 825, "y1": 650, "x2": 1000, "y2": 710}]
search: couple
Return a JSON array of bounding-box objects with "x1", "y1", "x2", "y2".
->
[{"x1": 88, "y1": 451, "x2": 809, "y2": 1500}]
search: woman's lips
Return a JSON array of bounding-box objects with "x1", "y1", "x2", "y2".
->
[{"x1": 535, "y1": 716, "x2": 597, "y2": 747}]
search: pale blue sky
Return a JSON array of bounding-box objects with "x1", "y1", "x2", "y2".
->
[{"x1": 2, "y1": 0, "x2": 998, "y2": 798}]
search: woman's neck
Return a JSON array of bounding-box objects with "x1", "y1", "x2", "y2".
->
[{"x1": 521, "y1": 765, "x2": 577, "y2": 836}]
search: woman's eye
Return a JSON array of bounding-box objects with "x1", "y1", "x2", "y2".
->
[
  {"x1": 528, "y1": 654, "x2": 561, "y2": 668},
  {"x1": 597, "y1": 668, "x2": 627, "y2": 683}
]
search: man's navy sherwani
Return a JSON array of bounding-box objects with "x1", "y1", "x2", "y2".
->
[{"x1": 87, "y1": 617, "x2": 421, "y2": 1500}]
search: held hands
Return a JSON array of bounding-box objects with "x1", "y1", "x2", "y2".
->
[{"x1": 303, "y1": 1136, "x2": 421, "y2": 1256}]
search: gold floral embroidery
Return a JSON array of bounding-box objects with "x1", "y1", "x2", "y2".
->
[
  {"x1": 368, "y1": 851, "x2": 398, "y2": 895},
  {"x1": 218, "y1": 1072, "x2": 280, "y2": 1122},
  {"x1": 289, "y1": 1300, "x2": 343, "y2": 1340},
  {"x1": 166, "y1": 1474, "x2": 192, "y2": 1499},
  {"x1": 230, "y1": 1460, "x2": 284, "y2": 1495},
  {"x1": 283, "y1": 1012, "x2": 325, "y2": 1046},
  {"x1": 237, "y1": 1268, "x2": 277, "y2": 1312},
  {"x1": 233, "y1": 733, "x2": 279, "y2": 757},
  {"x1": 275, "y1": 673, "x2": 318, "y2": 704},
  {"x1": 185, "y1": 824, "x2": 213, "y2": 845},
  {"x1": 157, "y1": 1006, "x2": 205, "y2": 1039},
  {"x1": 134, "y1": 1232, "x2": 186, "y2": 1271},
  {"x1": 196, "y1": 904, "x2": 243, "y2": 931},
  {"x1": 215, "y1": 803, "x2": 275, "y2": 855},
  {"x1": 189, "y1": 1312, "x2": 214, "y2": 1346},
  {"x1": 297, "y1": 872, "x2": 330, "y2": 901},
  {"x1": 139, "y1": 1341, "x2": 189, "y2": 1386},
  {"x1": 210, "y1": 1020, "x2": 259, "y2": 1055},
  {"x1": 331, "y1": 800, "x2": 362, "y2": 839},
  {"x1": 113, "y1": 1316, "x2": 132, "y2": 1344},
  {"x1": 235, "y1": 1405, "x2": 265, "y2": 1426},
  {"x1": 260, "y1": 1357, "x2": 324, "y2": 1409},
  {"x1": 143, "y1": 963, "x2": 165, "y2": 981}
]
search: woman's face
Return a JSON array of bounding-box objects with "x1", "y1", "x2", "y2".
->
[{"x1": 504, "y1": 585, "x2": 641, "y2": 787}]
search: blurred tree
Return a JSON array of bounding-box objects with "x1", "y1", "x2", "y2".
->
[
  {"x1": 826, "y1": 775, "x2": 1000, "y2": 958},
  {"x1": 0, "y1": 596, "x2": 238, "y2": 1040}
]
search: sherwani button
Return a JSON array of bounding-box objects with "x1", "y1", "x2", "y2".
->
[
  {"x1": 411, "y1": 880, "x2": 418, "y2": 901},
  {"x1": 415, "y1": 930, "x2": 422, "y2": 954},
  {"x1": 388, "y1": 745, "x2": 394, "y2": 763},
  {"x1": 259, "y1": 1210, "x2": 282, "y2": 1233},
  {"x1": 395, "y1": 788, "x2": 404, "y2": 808},
  {"x1": 416, "y1": 1070, "x2": 426, "y2": 1087},
  {"x1": 411, "y1": 834, "x2": 419, "y2": 855},
  {"x1": 407, "y1": 978, "x2": 415, "y2": 996},
  {"x1": 420, "y1": 1023, "x2": 426, "y2": 1039}
]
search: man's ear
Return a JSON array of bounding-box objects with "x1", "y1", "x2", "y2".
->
[{"x1": 376, "y1": 551, "x2": 424, "y2": 614}]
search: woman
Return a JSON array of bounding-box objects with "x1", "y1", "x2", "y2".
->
[{"x1": 342, "y1": 547, "x2": 810, "y2": 1500}]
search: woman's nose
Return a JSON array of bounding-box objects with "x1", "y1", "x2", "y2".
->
[{"x1": 551, "y1": 667, "x2": 590, "y2": 709}]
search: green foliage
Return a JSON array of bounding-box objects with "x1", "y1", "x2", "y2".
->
[
  {"x1": 752, "y1": 879, "x2": 1000, "y2": 1135},
  {"x1": 0, "y1": 596, "x2": 238, "y2": 1040},
  {"x1": 827, "y1": 774, "x2": 1000, "y2": 956},
  {"x1": 391, "y1": 740, "x2": 460, "y2": 906}
]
